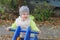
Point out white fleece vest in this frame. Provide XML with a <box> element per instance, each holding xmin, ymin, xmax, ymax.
<box><xmin>15</xmin><ymin>16</ymin><xmax>30</xmax><ymax>30</ymax></box>
<box><xmin>15</xmin><ymin>16</ymin><xmax>31</xmax><ymax>37</ymax></box>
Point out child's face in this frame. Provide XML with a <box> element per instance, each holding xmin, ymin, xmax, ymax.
<box><xmin>21</xmin><ymin>12</ymin><xmax>29</xmax><ymax>20</ymax></box>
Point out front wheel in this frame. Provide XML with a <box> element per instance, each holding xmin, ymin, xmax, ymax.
<box><xmin>17</xmin><ymin>37</ymin><xmax>20</xmax><ymax>40</ymax></box>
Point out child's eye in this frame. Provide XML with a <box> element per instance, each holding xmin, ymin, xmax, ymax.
<box><xmin>23</xmin><ymin>14</ymin><xmax>29</xmax><ymax>15</ymax></box>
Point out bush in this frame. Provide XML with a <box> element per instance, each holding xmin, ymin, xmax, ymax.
<box><xmin>31</xmin><ymin>3</ymin><xmax>53</xmax><ymax>21</ymax></box>
<box><xmin>0</xmin><ymin>4</ymin><xmax>5</xmax><ymax>14</ymax></box>
<box><xmin>0</xmin><ymin>0</ymin><xmax>18</xmax><ymax>19</ymax></box>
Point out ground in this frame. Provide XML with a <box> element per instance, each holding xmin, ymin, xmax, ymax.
<box><xmin>0</xmin><ymin>17</ymin><xmax>60</xmax><ymax>40</ymax></box>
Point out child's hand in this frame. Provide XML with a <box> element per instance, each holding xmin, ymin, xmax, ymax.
<box><xmin>6</xmin><ymin>27</ymin><xmax>11</xmax><ymax>31</ymax></box>
<box><xmin>39</xmin><ymin>30</ymin><xmax>41</xmax><ymax>34</ymax></box>
<box><xmin>38</xmin><ymin>30</ymin><xmax>41</xmax><ymax>36</ymax></box>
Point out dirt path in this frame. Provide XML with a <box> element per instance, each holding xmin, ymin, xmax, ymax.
<box><xmin>0</xmin><ymin>25</ymin><xmax>60</xmax><ymax>40</ymax></box>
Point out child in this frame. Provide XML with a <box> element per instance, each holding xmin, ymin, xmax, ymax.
<box><xmin>7</xmin><ymin>6</ymin><xmax>41</xmax><ymax>40</ymax></box>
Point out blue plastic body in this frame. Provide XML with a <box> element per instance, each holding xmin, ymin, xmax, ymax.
<box><xmin>10</xmin><ymin>26</ymin><xmax>39</xmax><ymax>40</ymax></box>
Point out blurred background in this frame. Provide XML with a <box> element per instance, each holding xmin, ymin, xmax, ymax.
<box><xmin>0</xmin><ymin>0</ymin><xmax>60</xmax><ymax>40</ymax></box>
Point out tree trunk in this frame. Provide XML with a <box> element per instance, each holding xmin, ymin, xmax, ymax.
<box><xmin>13</xmin><ymin>0</ymin><xmax>24</xmax><ymax>16</ymax></box>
